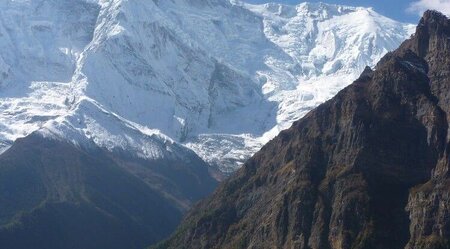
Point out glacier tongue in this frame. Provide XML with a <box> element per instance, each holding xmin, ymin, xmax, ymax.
<box><xmin>0</xmin><ymin>0</ymin><xmax>415</xmax><ymax>173</ymax></box>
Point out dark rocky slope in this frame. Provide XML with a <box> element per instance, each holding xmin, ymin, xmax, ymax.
<box><xmin>157</xmin><ymin>11</ymin><xmax>450</xmax><ymax>249</ymax></box>
<box><xmin>0</xmin><ymin>133</ymin><xmax>217</xmax><ymax>249</ymax></box>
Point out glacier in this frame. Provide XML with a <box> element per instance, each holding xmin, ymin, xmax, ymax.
<box><xmin>0</xmin><ymin>0</ymin><xmax>415</xmax><ymax>173</ymax></box>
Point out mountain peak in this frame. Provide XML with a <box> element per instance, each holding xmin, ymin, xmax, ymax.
<box><xmin>420</xmin><ymin>10</ymin><xmax>449</xmax><ymax>26</ymax></box>
<box><xmin>0</xmin><ymin>0</ymin><xmax>414</xmax><ymax>173</ymax></box>
<box><xmin>399</xmin><ymin>10</ymin><xmax>450</xmax><ymax>58</ymax></box>
<box><xmin>417</xmin><ymin>9</ymin><xmax>450</xmax><ymax>37</ymax></box>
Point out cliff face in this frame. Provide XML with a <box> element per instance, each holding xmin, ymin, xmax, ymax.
<box><xmin>157</xmin><ymin>11</ymin><xmax>450</xmax><ymax>249</ymax></box>
<box><xmin>401</xmin><ymin>11</ymin><xmax>450</xmax><ymax>249</ymax></box>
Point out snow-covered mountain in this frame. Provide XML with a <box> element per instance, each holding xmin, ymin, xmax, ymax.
<box><xmin>0</xmin><ymin>0</ymin><xmax>414</xmax><ymax>172</ymax></box>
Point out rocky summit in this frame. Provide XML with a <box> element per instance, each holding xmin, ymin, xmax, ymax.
<box><xmin>157</xmin><ymin>10</ymin><xmax>450</xmax><ymax>249</ymax></box>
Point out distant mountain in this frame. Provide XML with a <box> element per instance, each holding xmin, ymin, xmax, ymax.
<box><xmin>156</xmin><ymin>10</ymin><xmax>450</xmax><ymax>249</ymax></box>
<box><xmin>0</xmin><ymin>0</ymin><xmax>413</xmax><ymax>172</ymax></box>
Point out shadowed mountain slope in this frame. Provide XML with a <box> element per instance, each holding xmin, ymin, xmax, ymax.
<box><xmin>0</xmin><ymin>133</ymin><xmax>217</xmax><ymax>249</ymax></box>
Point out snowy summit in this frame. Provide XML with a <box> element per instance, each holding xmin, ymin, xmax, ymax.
<box><xmin>0</xmin><ymin>0</ymin><xmax>414</xmax><ymax>172</ymax></box>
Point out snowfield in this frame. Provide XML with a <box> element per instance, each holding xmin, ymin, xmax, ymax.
<box><xmin>0</xmin><ymin>0</ymin><xmax>414</xmax><ymax>172</ymax></box>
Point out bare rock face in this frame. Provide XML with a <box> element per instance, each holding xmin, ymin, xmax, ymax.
<box><xmin>156</xmin><ymin>11</ymin><xmax>450</xmax><ymax>249</ymax></box>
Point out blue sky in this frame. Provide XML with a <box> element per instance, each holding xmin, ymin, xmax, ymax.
<box><xmin>244</xmin><ymin>0</ymin><xmax>427</xmax><ymax>24</ymax></box>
